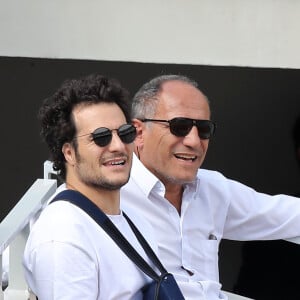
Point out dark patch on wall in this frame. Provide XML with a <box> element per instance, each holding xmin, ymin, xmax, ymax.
<box><xmin>0</xmin><ymin>56</ymin><xmax>299</xmax><ymax>296</ymax></box>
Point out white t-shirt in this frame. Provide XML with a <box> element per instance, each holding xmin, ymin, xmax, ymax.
<box><xmin>23</xmin><ymin>198</ymin><xmax>157</xmax><ymax>300</ymax></box>
<box><xmin>121</xmin><ymin>154</ymin><xmax>300</xmax><ymax>300</ymax></box>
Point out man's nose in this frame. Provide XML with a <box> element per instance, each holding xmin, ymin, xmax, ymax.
<box><xmin>182</xmin><ymin>126</ymin><xmax>201</xmax><ymax>146</ymax></box>
<box><xmin>109</xmin><ymin>132</ymin><xmax>126</xmax><ymax>150</ymax></box>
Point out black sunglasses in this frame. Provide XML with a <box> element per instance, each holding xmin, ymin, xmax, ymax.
<box><xmin>141</xmin><ymin>117</ymin><xmax>216</xmax><ymax>140</ymax></box>
<box><xmin>76</xmin><ymin>124</ymin><xmax>137</xmax><ymax>147</ymax></box>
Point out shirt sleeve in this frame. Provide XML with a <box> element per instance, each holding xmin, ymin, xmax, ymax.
<box><xmin>222</xmin><ymin>177</ymin><xmax>300</xmax><ymax>240</ymax></box>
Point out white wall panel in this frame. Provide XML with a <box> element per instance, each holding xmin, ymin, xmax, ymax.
<box><xmin>1</xmin><ymin>0</ymin><xmax>300</xmax><ymax>68</ymax></box>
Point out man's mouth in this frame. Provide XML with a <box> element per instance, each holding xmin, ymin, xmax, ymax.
<box><xmin>103</xmin><ymin>158</ymin><xmax>126</xmax><ymax>166</ymax></box>
<box><xmin>174</xmin><ymin>154</ymin><xmax>197</xmax><ymax>162</ymax></box>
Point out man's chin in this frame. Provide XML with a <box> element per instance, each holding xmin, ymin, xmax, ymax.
<box><xmin>174</xmin><ymin>169</ymin><xmax>198</xmax><ymax>183</ymax></box>
<box><xmin>95</xmin><ymin>182</ymin><xmax>125</xmax><ymax>191</ymax></box>
<box><xmin>102</xmin><ymin>177</ymin><xmax>130</xmax><ymax>191</ymax></box>
<box><xmin>161</xmin><ymin>174</ymin><xmax>197</xmax><ymax>186</ymax></box>
<box><xmin>89</xmin><ymin>176</ymin><xmax>130</xmax><ymax>191</ymax></box>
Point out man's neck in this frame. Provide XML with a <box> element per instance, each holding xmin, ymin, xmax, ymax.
<box><xmin>65</xmin><ymin>181</ymin><xmax>121</xmax><ymax>215</ymax></box>
<box><xmin>164</xmin><ymin>183</ymin><xmax>183</xmax><ymax>215</ymax></box>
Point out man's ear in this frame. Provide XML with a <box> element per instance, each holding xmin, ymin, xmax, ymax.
<box><xmin>62</xmin><ymin>142</ymin><xmax>76</xmax><ymax>166</ymax></box>
<box><xmin>132</xmin><ymin>118</ymin><xmax>144</xmax><ymax>148</ymax></box>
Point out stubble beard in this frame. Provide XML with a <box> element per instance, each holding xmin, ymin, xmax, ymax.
<box><xmin>74</xmin><ymin>152</ymin><xmax>130</xmax><ymax>191</ymax></box>
<box><xmin>77</xmin><ymin>165</ymin><xmax>130</xmax><ymax>191</ymax></box>
<box><xmin>153</xmin><ymin>165</ymin><xmax>197</xmax><ymax>186</ymax></box>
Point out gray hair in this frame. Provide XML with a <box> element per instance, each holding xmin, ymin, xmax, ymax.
<box><xmin>132</xmin><ymin>74</ymin><xmax>200</xmax><ymax>119</ymax></box>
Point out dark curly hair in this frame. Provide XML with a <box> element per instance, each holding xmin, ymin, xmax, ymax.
<box><xmin>38</xmin><ymin>73</ymin><xmax>131</xmax><ymax>180</ymax></box>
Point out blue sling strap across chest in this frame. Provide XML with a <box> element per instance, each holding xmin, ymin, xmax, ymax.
<box><xmin>51</xmin><ymin>189</ymin><xmax>166</xmax><ymax>280</ymax></box>
<box><xmin>51</xmin><ymin>189</ymin><xmax>185</xmax><ymax>300</ymax></box>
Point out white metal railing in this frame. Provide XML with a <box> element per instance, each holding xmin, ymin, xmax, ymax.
<box><xmin>0</xmin><ymin>177</ymin><xmax>57</xmax><ymax>299</ymax></box>
<box><xmin>285</xmin><ymin>236</ymin><xmax>300</xmax><ymax>245</ymax></box>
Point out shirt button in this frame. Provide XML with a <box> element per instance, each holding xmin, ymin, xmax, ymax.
<box><xmin>181</xmin><ymin>266</ymin><xmax>194</xmax><ymax>276</ymax></box>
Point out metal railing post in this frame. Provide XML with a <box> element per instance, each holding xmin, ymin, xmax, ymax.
<box><xmin>6</xmin><ymin>226</ymin><xmax>29</xmax><ymax>291</ymax></box>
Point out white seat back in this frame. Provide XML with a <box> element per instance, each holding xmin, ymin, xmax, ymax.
<box><xmin>0</xmin><ymin>177</ymin><xmax>56</xmax><ymax>299</ymax></box>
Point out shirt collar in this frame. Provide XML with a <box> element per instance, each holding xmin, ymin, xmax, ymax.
<box><xmin>131</xmin><ymin>154</ymin><xmax>163</xmax><ymax>197</ymax></box>
<box><xmin>131</xmin><ymin>154</ymin><xmax>199</xmax><ymax>198</ymax></box>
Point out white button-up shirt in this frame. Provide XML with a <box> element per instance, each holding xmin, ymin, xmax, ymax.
<box><xmin>23</xmin><ymin>199</ymin><xmax>157</xmax><ymax>299</ymax></box>
<box><xmin>121</xmin><ymin>154</ymin><xmax>300</xmax><ymax>299</ymax></box>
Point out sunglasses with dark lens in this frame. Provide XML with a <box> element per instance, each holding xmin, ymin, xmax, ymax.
<box><xmin>76</xmin><ymin>124</ymin><xmax>137</xmax><ymax>147</ymax></box>
<box><xmin>141</xmin><ymin>117</ymin><xmax>216</xmax><ymax>139</ymax></box>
